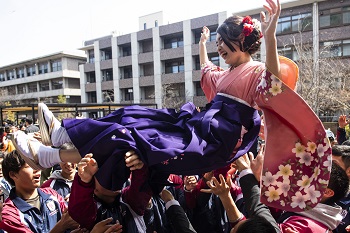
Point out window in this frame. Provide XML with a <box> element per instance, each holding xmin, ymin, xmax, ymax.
<box><xmin>86</xmin><ymin>72</ymin><xmax>96</xmax><ymax>83</ymax></box>
<box><xmin>28</xmin><ymin>82</ymin><xmax>37</xmax><ymax>93</ymax></box>
<box><xmin>39</xmin><ymin>81</ymin><xmax>50</xmax><ymax>91</ymax></box>
<box><xmin>144</xmin><ymin>23</ymin><xmax>147</xmax><ymax>30</ymax></box>
<box><xmin>52</xmin><ymin>79</ymin><xmax>63</xmax><ymax>90</ymax></box>
<box><xmin>102</xmin><ymin>69</ymin><xmax>113</xmax><ymax>81</ymax></box>
<box><xmin>343</xmin><ymin>39</ymin><xmax>350</xmax><ymax>56</ymax></box>
<box><xmin>164</xmin><ymin>36</ymin><xmax>184</xmax><ymax>49</ymax></box>
<box><xmin>276</xmin><ymin>13</ymin><xmax>312</xmax><ymax>34</ymax></box>
<box><xmin>124</xmin><ymin>88</ymin><xmax>133</xmax><ymax>101</ymax></box>
<box><xmin>155</xmin><ymin>20</ymin><xmax>158</xmax><ymax>27</ymax></box>
<box><xmin>39</xmin><ymin>63</ymin><xmax>48</xmax><ymax>74</ymax></box>
<box><xmin>165</xmin><ymin>61</ymin><xmax>184</xmax><ymax>74</ymax></box>
<box><xmin>121</xmin><ymin>66</ymin><xmax>132</xmax><ymax>79</ymax></box>
<box><xmin>100</xmin><ymin>48</ymin><xmax>112</xmax><ymax>61</ymax></box>
<box><xmin>320</xmin><ymin>7</ymin><xmax>350</xmax><ymax>28</ymax></box>
<box><xmin>27</xmin><ymin>65</ymin><xmax>36</xmax><ymax>76</ymax></box>
<box><xmin>17</xmin><ymin>84</ymin><xmax>26</xmax><ymax>94</ymax></box>
<box><xmin>121</xmin><ymin>46</ymin><xmax>132</xmax><ymax>57</ymax></box>
<box><xmin>7</xmin><ymin>71</ymin><xmax>14</xmax><ymax>80</ymax></box>
<box><xmin>142</xmin><ymin>86</ymin><xmax>155</xmax><ymax>99</ymax></box>
<box><xmin>319</xmin><ymin>40</ymin><xmax>350</xmax><ymax>58</ymax></box>
<box><xmin>210</xmin><ymin>56</ymin><xmax>220</xmax><ymax>66</ymax></box>
<box><xmin>51</xmin><ymin>60</ymin><xmax>62</xmax><ymax>72</ymax></box>
<box><xmin>88</xmin><ymin>50</ymin><xmax>95</xmax><ymax>63</ymax></box>
<box><xmin>278</xmin><ymin>47</ymin><xmax>299</xmax><ymax>61</ymax></box>
<box><xmin>0</xmin><ymin>73</ymin><xmax>4</xmax><ymax>82</ymax></box>
<box><xmin>194</xmin><ymin>29</ymin><xmax>217</xmax><ymax>43</ymax></box>
<box><xmin>17</xmin><ymin>68</ymin><xmax>24</xmax><ymax>78</ymax></box>
<box><xmin>195</xmin><ymin>82</ymin><xmax>205</xmax><ymax>96</ymax></box>
<box><xmin>87</xmin><ymin>92</ymin><xmax>97</xmax><ymax>103</ymax></box>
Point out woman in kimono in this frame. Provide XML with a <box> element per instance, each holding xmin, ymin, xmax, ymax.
<box><xmin>12</xmin><ymin>0</ymin><xmax>331</xmax><ymax>213</ymax></box>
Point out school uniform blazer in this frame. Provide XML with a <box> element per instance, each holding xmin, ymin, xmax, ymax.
<box><xmin>166</xmin><ymin>203</ymin><xmax>197</xmax><ymax>233</ymax></box>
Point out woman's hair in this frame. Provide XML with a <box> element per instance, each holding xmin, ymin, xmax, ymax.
<box><xmin>216</xmin><ymin>15</ymin><xmax>261</xmax><ymax>55</ymax></box>
<box><xmin>2</xmin><ymin>150</ymin><xmax>26</xmax><ymax>186</ymax></box>
<box><xmin>324</xmin><ymin>162</ymin><xmax>349</xmax><ymax>205</ymax></box>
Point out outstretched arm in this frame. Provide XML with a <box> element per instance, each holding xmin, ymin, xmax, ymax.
<box><xmin>199</xmin><ymin>26</ymin><xmax>210</xmax><ymax>66</ymax></box>
<box><xmin>261</xmin><ymin>0</ymin><xmax>281</xmax><ymax>78</ymax></box>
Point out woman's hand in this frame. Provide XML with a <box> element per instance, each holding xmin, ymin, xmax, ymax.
<box><xmin>200</xmin><ymin>26</ymin><xmax>210</xmax><ymax>44</ymax></box>
<box><xmin>260</xmin><ymin>0</ymin><xmax>281</xmax><ymax>39</ymax></box>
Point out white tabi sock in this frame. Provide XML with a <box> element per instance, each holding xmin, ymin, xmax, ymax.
<box><xmin>38</xmin><ymin>145</ymin><xmax>62</xmax><ymax>168</ymax></box>
<box><xmin>52</xmin><ymin>127</ymin><xmax>72</xmax><ymax>148</ymax></box>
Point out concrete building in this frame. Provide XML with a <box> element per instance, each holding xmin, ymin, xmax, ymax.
<box><xmin>0</xmin><ymin>51</ymin><xmax>86</xmax><ymax>105</ymax></box>
<box><xmin>79</xmin><ymin>0</ymin><xmax>350</xmax><ymax>113</ymax></box>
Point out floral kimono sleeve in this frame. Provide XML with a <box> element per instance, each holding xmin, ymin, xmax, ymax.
<box><xmin>201</xmin><ymin>61</ymin><xmax>226</xmax><ymax>102</ymax></box>
<box><xmin>254</xmin><ymin>57</ymin><xmax>331</xmax><ymax>212</ymax></box>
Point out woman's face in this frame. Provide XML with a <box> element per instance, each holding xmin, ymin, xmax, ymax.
<box><xmin>216</xmin><ymin>33</ymin><xmax>250</xmax><ymax>67</ymax></box>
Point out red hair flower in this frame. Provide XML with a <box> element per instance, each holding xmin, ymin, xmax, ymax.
<box><xmin>243</xmin><ymin>23</ymin><xmax>254</xmax><ymax>36</ymax></box>
<box><xmin>242</xmin><ymin>16</ymin><xmax>253</xmax><ymax>25</ymax></box>
<box><xmin>242</xmin><ymin>16</ymin><xmax>254</xmax><ymax>36</ymax></box>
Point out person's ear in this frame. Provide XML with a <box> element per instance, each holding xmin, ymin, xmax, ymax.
<box><xmin>345</xmin><ymin>167</ymin><xmax>350</xmax><ymax>179</ymax></box>
<box><xmin>9</xmin><ymin>171</ymin><xmax>17</xmax><ymax>180</ymax></box>
<box><xmin>324</xmin><ymin>188</ymin><xmax>335</xmax><ymax>198</ymax></box>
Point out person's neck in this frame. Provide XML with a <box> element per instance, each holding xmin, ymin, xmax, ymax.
<box><xmin>231</xmin><ymin>57</ymin><xmax>253</xmax><ymax>69</ymax></box>
<box><xmin>15</xmin><ymin>187</ymin><xmax>38</xmax><ymax>200</ymax></box>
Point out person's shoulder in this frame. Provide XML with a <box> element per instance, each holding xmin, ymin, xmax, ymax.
<box><xmin>39</xmin><ymin>187</ymin><xmax>61</xmax><ymax>197</ymax></box>
<box><xmin>41</xmin><ymin>178</ymin><xmax>53</xmax><ymax>188</ymax></box>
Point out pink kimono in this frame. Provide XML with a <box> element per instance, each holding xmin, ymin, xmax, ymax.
<box><xmin>201</xmin><ymin>56</ymin><xmax>331</xmax><ymax>213</ymax></box>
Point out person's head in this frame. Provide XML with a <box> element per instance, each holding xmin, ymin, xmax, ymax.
<box><xmin>93</xmin><ymin>177</ymin><xmax>121</xmax><ymax>204</ymax></box>
<box><xmin>230</xmin><ymin>215</ymin><xmax>277</xmax><ymax>233</ymax></box>
<box><xmin>326</xmin><ymin>129</ymin><xmax>336</xmax><ymax>146</ymax></box>
<box><xmin>321</xmin><ymin>162</ymin><xmax>349</xmax><ymax>205</ymax></box>
<box><xmin>25</xmin><ymin>118</ymin><xmax>33</xmax><ymax>126</ymax></box>
<box><xmin>2</xmin><ymin>150</ymin><xmax>41</xmax><ymax>189</ymax></box>
<box><xmin>59</xmin><ymin>162</ymin><xmax>77</xmax><ymax>179</ymax></box>
<box><xmin>216</xmin><ymin>15</ymin><xmax>262</xmax><ymax>66</ymax></box>
<box><xmin>331</xmin><ymin>145</ymin><xmax>350</xmax><ymax>178</ymax></box>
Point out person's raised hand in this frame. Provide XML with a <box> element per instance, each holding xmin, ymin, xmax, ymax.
<box><xmin>260</xmin><ymin>0</ymin><xmax>281</xmax><ymax>39</ymax></box>
<box><xmin>125</xmin><ymin>150</ymin><xmax>144</xmax><ymax>171</ymax></box>
<box><xmin>77</xmin><ymin>153</ymin><xmax>98</xmax><ymax>183</ymax></box>
<box><xmin>184</xmin><ymin>175</ymin><xmax>198</xmax><ymax>192</ymax></box>
<box><xmin>200</xmin><ymin>26</ymin><xmax>210</xmax><ymax>44</ymax></box>
<box><xmin>234</xmin><ymin>153</ymin><xmax>252</xmax><ymax>173</ymax></box>
<box><xmin>160</xmin><ymin>189</ymin><xmax>174</xmax><ymax>203</ymax></box>
<box><xmin>339</xmin><ymin>114</ymin><xmax>349</xmax><ymax>129</ymax></box>
<box><xmin>200</xmin><ymin>174</ymin><xmax>232</xmax><ymax>198</ymax></box>
<box><xmin>250</xmin><ymin>144</ymin><xmax>265</xmax><ymax>182</ymax></box>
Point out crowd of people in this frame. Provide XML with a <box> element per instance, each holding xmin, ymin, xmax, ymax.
<box><xmin>0</xmin><ymin>0</ymin><xmax>348</xmax><ymax>232</ymax></box>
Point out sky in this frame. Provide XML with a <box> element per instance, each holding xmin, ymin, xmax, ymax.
<box><xmin>0</xmin><ymin>0</ymin><xmax>289</xmax><ymax>67</ymax></box>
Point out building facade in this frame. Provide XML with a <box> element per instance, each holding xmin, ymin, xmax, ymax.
<box><xmin>0</xmin><ymin>51</ymin><xmax>86</xmax><ymax>105</ymax></box>
<box><xmin>79</xmin><ymin>0</ymin><xmax>350</xmax><ymax>112</ymax></box>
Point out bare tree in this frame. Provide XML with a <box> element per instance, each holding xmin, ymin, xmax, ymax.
<box><xmin>279</xmin><ymin>32</ymin><xmax>350</xmax><ymax>120</ymax></box>
<box><xmin>161</xmin><ymin>83</ymin><xmax>188</xmax><ymax>110</ymax></box>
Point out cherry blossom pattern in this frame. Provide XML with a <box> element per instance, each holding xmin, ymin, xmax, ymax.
<box><xmin>261</xmin><ymin>135</ymin><xmax>331</xmax><ymax>211</ymax></box>
<box><xmin>257</xmin><ymin>69</ymin><xmax>284</xmax><ymax>101</ymax></box>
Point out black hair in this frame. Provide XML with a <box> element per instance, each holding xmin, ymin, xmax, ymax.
<box><xmin>216</xmin><ymin>15</ymin><xmax>261</xmax><ymax>55</ymax></box>
<box><xmin>324</xmin><ymin>162</ymin><xmax>349</xmax><ymax>205</ymax></box>
<box><xmin>236</xmin><ymin>215</ymin><xmax>278</xmax><ymax>233</ymax></box>
<box><xmin>2</xmin><ymin>150</ymin><xmax>26</xmax><ymax>186</ymax></box>
<box><xmin>332</xmin><ymin>145</ymin><xmax>350</xmax><ymax>170</ymax></box>
<box><xmin>25</xmin><ymin>118</ymin><xmax>33</xmax><ymax>125</ymax></box>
